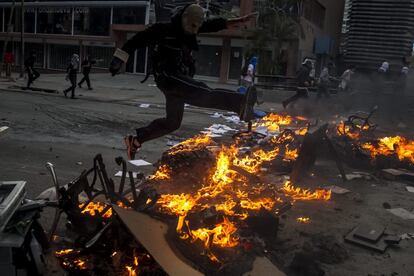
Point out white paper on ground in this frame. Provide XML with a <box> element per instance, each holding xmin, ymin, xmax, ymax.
<box><xmin>129</xmin><ymin>159</ymin><xmax>152</xmax><ymax>167</ymax></box>
<box><xmin>255</xmin><ymin>126</ymin><xmax>268</xmax><ymax>136</ymax></box>
<box><xmin>387</xmin><ymin>208</ymin><xmax>414</xmax><ymax>220</ymax></box>
<box><xmin>324</xmin><ymin>185</ymin><xmax>351</xmax><ymax>194</ymax></box>
<box><xmin>406</xmin><ymin>186</ymin><xmax>414</xmax><ymax>193</ymax></box>
<box><xmin>210</xmin><ymin>112</ymin><xmax>222</xmax><ymax>118</ymax></box>
<box><xmin>139</xmin><ymin>103</ymin><xmax>150</xmax><ymax>108</ymax></box>
<box><xmin>0</xmin><ymin>126</ymin><xmax>9</xmax><ymax>133</ymax></box>
<box><xmin>115</xmin><ymin>171</ymin><xmax>139</xmax><ymax>178</ymax></box>
<box><xmin>199</xmin><ymin>131</ymin><xmax>222</xmax><ymax>138</ymax></box>
<box><xmin>167</xmin><ymin>140</ymin><xmax>180</xmax><ymax>146</ymax></box>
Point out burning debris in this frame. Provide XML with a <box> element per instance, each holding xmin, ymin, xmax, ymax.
<box><xmin>37</xmin><ymin>110</ymin><xmax>413</xmax><ymax>275</ymax></box>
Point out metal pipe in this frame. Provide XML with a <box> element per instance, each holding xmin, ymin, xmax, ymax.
<box><xmin>19</xmin><ymin>0</ymin><xmax>24</xmax><ymax>77</ymax></box>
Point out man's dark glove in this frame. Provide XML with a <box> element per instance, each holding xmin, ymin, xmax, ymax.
<box><xmin>109</xmin><ymin>57</ymin><xmax>123</xmax><ymax>76</ymax></box>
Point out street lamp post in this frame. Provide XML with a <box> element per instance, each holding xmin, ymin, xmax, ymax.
<box><xmin>20</xmin><ymin>0</ymin><xmax>25</xmax><ymax>78</ymax></box>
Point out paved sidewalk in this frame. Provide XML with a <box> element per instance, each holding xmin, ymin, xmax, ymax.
<box><xmin>0</xmin><ymin>72</ymin><xmax>285</xmax><ymax>112</ymax></box>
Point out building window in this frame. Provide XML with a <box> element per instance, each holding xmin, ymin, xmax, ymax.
<box><xmin>37</xmin><ymin>7</ymin><xmax>72</xmax><ymax>34</ymax></box>
<box><xmin>193</xmin><ymin>45</ymin><xmax>222</xmax><ymax>78</ymax></box>
<box><xmin>85</xmin><ymin>45</ymin><xmax>115</xmax><ymax>69</ymax></box>
<box><xmin>49</xmin><ymin>44</ymin><xmax>80</xmax><ymax>70</ymax></box>
<box><xmin>74</xmin><ymin>7</ymin><xmax>111</xmax><ymax>36</ymax></box>
<box><xmin>113</xmin><ymin>7</ymin><xmax>146</xmax><ymax>25</ymax></box>
<box><xmin>303</xmin><ymin>0</ymin><xmax>325</xmax><ymax>29</ymax></box>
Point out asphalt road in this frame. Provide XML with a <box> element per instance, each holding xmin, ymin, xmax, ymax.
<box><xmin>0</xmin><ymin>88</ymin><xmax>221</xmax><ymax>198</ymax></box>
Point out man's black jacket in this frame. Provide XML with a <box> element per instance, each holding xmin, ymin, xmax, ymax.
<box><xmin>121</xmin><ymin>7</ymin><xmax>227</xmax><ymax>77</ymax></box>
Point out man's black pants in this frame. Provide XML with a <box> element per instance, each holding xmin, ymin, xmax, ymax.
<box><xmin>78</xmin><ymin>72</ymin><xmax>91</xmax><ymax>88</ymax></box>
<box><xmin>135</xmin><ymin>73</ymin><xmax>244</xmax><ymax>144</ymax></box>
<box><xmin>282</xmin><ymin>87</ymin><xmax>309</xmax><ymax>108</ymax></box>
<box><xmin>26</xmin><ymin>68</ymin><xmax>40</xmax><ymax>88</ymax></box>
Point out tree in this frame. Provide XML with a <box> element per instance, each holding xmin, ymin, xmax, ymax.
<box><xmin>245</xmin><ymin>0</ymin><xmax>305</xmax><ymax>75</ymax></box>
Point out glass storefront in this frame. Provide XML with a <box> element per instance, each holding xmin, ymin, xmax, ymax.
<box><xmin>113</xmin><ymin>7</ymin><xmax>146</xmax><ymax>25</ymax></box>
<box><xmin>85</xmin><ymin>45</ymin><xmax>114</xmax><ymax>69</ymax></box>
<box><xmin>37</xmin><ymin>7</ymin><xmax>72</xmax><ymax>34</ymax></box>
<box><xmin>74</xmin><ymin>7</ymin><xmax>111</xmax><ymax>36</ymax></box>
<box><xmin>49</xmin><ymin>44</ymin><xmax>80</xmax><ymax>70</ymax></box>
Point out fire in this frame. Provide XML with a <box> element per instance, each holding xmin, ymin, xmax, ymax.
<box><xmin>295</xmin><ymin>127</ymin><xmax>308</xmax><ymax>136</ymax></box>
<box><xmin>337</xmin><ymin>121</ymin><xmax>371</xmax><ymax>140</ymax></box>
<box><xmin>157</xmin><ymin>193</ymin><xmax>198</xmax><ymax>216</ymax></box>
<box><xmin>282</xmin><ymin>181</ymin><xmax>331</xmax><ymax>201</ymax></box>
<box><xmin>297</xmin><ymin>217</ymin><xmax>310</xmax><ymax>224</ymax></box>
<box><xmin>79</xmin><ymin>201</ymin><xmax>112</xmax><ymax>218</ymax></box>
<box><xmin>256</xmin><ymin>113</ymin><xmax>293</xmax><ymax>132</ymax></box>
<box><xmin>168</xmin><ymin>134</ymin><xmax>212</xmax><ymax>155</ymax></box>
<box><xmin>240</xmin><ymin>198</ymin><xmax>275</xmax><ymax>211</ymax></box>
<box><xmin>189</xmin><ymin>217</ymin><xmax>239</xmax><ymax>248</ymax></box>
<box><xmin>233</xmin><ymin>148</ymin><xmax>279</xmax><ymax>174</ymax></box>
<box><xmin>62</xmin><ymin>258</ymin><xmax>87</xmax><ymax>270</ymax></box>
<box><xmin>55</xmin><ymin>249</ymin><xmax>78</xmax><ymax>257</ymax></box>
<box><xmin>284</xmin><ymin>146</ymin><xmax>298</xmax><ymax>161</ymax></box>
<box><xmin>271</xmin><ymin>131</ymin><xmax>295</xmax><ymax>144</ymax></box>
<box><xmin>148</xmin><ymin>164</ymin><xmax>171</xmax><ymax>180</ymax></box>
<box><xmin>361</xmin><ymin>136</ymin><xmax>414</xmax><ymax>163</ymax></box>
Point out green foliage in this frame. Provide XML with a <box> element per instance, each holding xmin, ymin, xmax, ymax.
<box><xmin>245</xmin><ymin>0</ymin><xmax>304</xmax><ymax>75</ymax></box>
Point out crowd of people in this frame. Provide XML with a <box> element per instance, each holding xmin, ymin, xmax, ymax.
<box><xmin>23</xmin><ymin>52</ymin><xmax>96</xmax><ymax>98</ymax></box>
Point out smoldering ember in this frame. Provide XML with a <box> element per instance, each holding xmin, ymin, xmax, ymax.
<box><xmin>1</xmin><ymin>0</ymin><xmax>414</xmax><ymax>276</ymax></box>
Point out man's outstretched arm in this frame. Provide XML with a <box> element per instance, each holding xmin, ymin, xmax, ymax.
<box><xmin>110</xmin><ymin>23</ymin><xmax>167</xmax><ymax>76</ymax></box>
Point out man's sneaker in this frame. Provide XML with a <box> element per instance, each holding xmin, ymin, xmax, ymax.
<box><xmin>63</xmin><ymin>90</ymin><xmax>68</xmax><ymax>98</ymax></box>
<box><xmin>124</xmin><ymin>135</ymin><xmax>141</xmax><ymax>160</ymax></box>
<box><xmin>78</xmin><ymin>83</ymin><xmax>82</xmax><ymax>88</ymax></box>
<box><xmin>88</xmin><ymin>87</ymin><xmax>93</xmax><ymax>90</ymax></box>
<box><xmin>239</xmin><ymin>86</ymin><xmax>257</xmax><ymax>122</ymax></box>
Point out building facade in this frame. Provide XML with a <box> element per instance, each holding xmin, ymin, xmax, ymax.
<box><xmin>344</xmin><ymin>0</ymin><xmax>414</xmax><ymax>70</ymax></box>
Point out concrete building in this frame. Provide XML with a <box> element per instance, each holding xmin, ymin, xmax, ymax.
<box><xmin>0</xmin><ymin>0</ymin><xmax>345</xmax><ymax>83</ymax></box>
<box><xmin>344</xmin><ymin>0</ymin><xmax>414</xmax><ymax>71</ymax></box>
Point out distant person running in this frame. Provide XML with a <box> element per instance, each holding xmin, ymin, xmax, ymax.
<box><xmin>78</xmin><ymin>55</ymin><xmax>95</xmax><ymax>90</ymax></box>
<box><xmin>63</xmin><ymin>54</ymin><xmax>80</xmax><ymax>99</ymax></box>
<box><xmin>282</xmin><ymin>59</ymin><xmax>312</xmax><ymax>108</ymax></box>
<box><xmin>24</xmin><ymin>51</ymin><xmax>40</xmax><ymax>88</ymax></box>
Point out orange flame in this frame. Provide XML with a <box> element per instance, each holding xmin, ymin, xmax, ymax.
<box><xmin>148</xmin><ymin>165</ymin><xmax>171</xmax><ymax>180</ymax></box>
<box><xmin>282</xmin><ymin>181</ymin><xmax>331</xmax><ymax>201</ymax></box>
<box><xmin>255</xmin><ymin>113</ymin><xmax>293</xmax><ymax>132</ymax></box>
<box><xmin>233</xmin><ymin>148</ymin><xmax>279</xmax><ymax>174</ymax></box>
<box><xmin>361</xmin><ymin>136</ymin><xmax>414</xmax><ymax>163</ymax></box>
<box><xmin>168</xmin><ymin>134</ymin><xmax>212</xmax><ymax>155</ymax></box>
<box><xmin>79</xmin><ymin>202</ymin><xmax>112</xmax><ymax>218</ymax></box>
<box><xmin>283</xmin><ymin>146</ymin><xmax>298</xmax><ymax>161</ymax></box>
<box><xmin>189</xmin><ymin>217</ymin><xmax>239</xmax><ymax>248</ymax></box>
<box><xmin>297</xmin><ymin>217</ymin><xmax>311</xmax><ymax>224</ymax></box>
<box><xmin>239</xmin><ymin>198</ymin><xmax>275</xmax><ymax>211</ymax></box>
<box><xmin>55</xmin><ymin>249</ymin><xmax>78</xmax><ymax>257</ymax></box>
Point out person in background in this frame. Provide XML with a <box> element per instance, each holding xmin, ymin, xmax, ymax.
<box><xmin>282</xmin><ymin>59</ymin><xmax>312</xmax><ymax>108</ymax></box>
<box><xmin>63</xmin><ymin>54</ymin><xmax>80</xmax><ymax>99</ymax></box>
<box><xmin>240</xmin><ymin>56</ymin><xmax>257</xmax><ymax>89</ymax></box>
<box><xmin>338</xmin><ymin>65</ymin><xmax>355</xmax><ymax>92</ymax></box>
<box><xmin>78</xmin><ymin>55</ymin><xmax>96</xmax><ymax>90</ymax></box>
<box><xmin>24</xmin><ymin>51</ymin><xmax>40</xmax><ymax>88</ymax></box>
<box><xmin>4</xmin><ymin>51</ymin><xmax>15</xmax><ymax>78</ymax></box>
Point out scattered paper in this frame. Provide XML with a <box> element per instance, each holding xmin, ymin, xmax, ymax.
<box><xmin>167</xmin><ymin>140</ymin><xmax>180</xmax><ymax>146</ymax></box>
<box><xmin>406</xmin><ymin>186</ymin><xmax>414</xmax><ymax>193</ymax></box>
<box><xmin>400</xmin><ymin>233</ymin><xmax>414</xmax><ymax>240</ymax></box>
<box><xmin>387</xmin><ymin>208</ymin><xmax>414</xmax><ymax>220</ymax></box>
<box><xmin>139</xmin><ymin>103</ymin><xmax>150</xmax><ymax>108</ymax></box>
<box><xmin>204</xmin><ymin>124</ymin><xmax>236</xmax><ymax>135</ymax></box>
<box><xmin>148</xmin><ymin>84</ymin><xmax>157</xmax><ymax>87</ymax></box>
<box><xmin>129</xmin><ymin>159</ymin><xmax>152</xmax><ymax>167</ymax></box>
<box><xmin>0</xmin><ymin>126</ymin><xmax>9</xmax><ymax>133</ymax></box>
<box><xmin>255</xmin><ymin>126</ymin><xmax>268</xmax><ymax>136</ymax></box>
<box><xmin>345</xmin><ymin>171</ymin><xmax>374</xmax><ymax>180</ymax></box>
<box><xmin>199</xmin><ymin>131</ymin><xmax>222</xmax><ymax>138</ymax></box>
<box><xmin>115</xmin><ymin>171</ymin><xmax>140</xmax><ymax>179</ymax></box>
<box><xmin>76</xmin><ymin>161</ymin><xmax>82</xmax><ymax>166</ymax></box>
<box><xmin>209</xmin><ymin>112</ymin><xmax>240</xmax><ymax>124</ymax></box>
<box><xmin>324</xmin><ymin>185</ymin><xmax>351</xmax><ymax>194</ymax></box>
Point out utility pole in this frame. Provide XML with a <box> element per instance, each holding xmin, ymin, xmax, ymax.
<box><xmin>1</xmin><ymin>0</ymin><xmax>16</xmax><ymax>77</ymax></box>
<box><xmin>20</xmin><ymin>0</ymin><xmax>25</xmax><ymax>78</ymax></box>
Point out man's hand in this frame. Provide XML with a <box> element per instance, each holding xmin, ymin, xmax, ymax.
<box><xmin>226</xmin><ymin>12</ymin><xmax>257</xmax><ymax>30</ymax></box>
<box><xmin>109</xmin><ymin>57</ymin><xmax>123</xmax><ymax>76</ymax></box>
